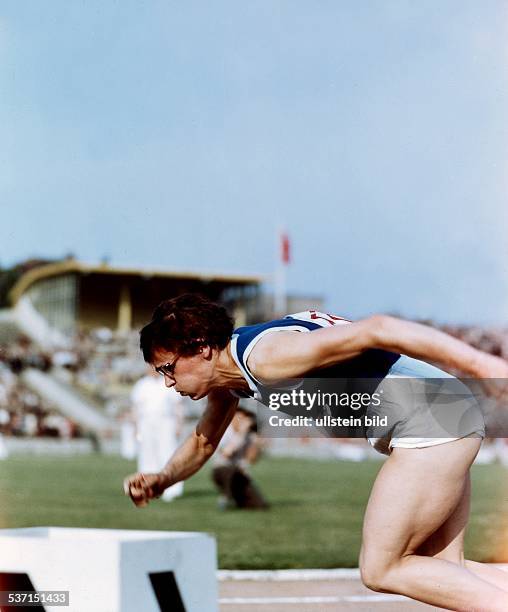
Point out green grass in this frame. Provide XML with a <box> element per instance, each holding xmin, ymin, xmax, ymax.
<box><xmin>0</xmin><ymin>455</ymin><xmax>506</xmax><ymax>568</ymax></box>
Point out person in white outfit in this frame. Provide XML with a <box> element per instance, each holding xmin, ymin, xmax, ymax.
<box><xmin>131</xmin><ymin>369</ymin><xmax>184</xmax><ymax>501</ymax></box>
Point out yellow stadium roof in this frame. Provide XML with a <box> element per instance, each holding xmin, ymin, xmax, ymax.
<box><xmin>9</xmin><ymin>259</ymin><xmax>265</xmax><ymax>304</ymax></box>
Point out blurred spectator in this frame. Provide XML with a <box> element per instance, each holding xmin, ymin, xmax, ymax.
<box><xmin>52</xmin><ymin>348</ymin><xmax>79</xmax><ymax>371</ymax></box>
<box><xmin>131</xmin><ymin>369</ymin><xmax>185</xmax><ymax>502</ymax></box>
<box><xmin>119</xmin><ymin>409</ymin><xmax>137</xmax><ymax>460</ymax></box>
<box><xmin>212</xmin><ymin>407</ymin><xmax>269</xmax><ymax>510</ymax></box>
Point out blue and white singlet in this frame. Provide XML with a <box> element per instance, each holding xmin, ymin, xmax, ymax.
<box><xmin>230</xmin><ymin>310</ymin><xmax>401</xmax><ymax>401</ymax></box>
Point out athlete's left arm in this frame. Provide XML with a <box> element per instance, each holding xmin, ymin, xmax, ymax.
<box><xmin>247</xmin><ymin>315</ymin><xmax>508</xmax><ymax>381</ymax></box>
<box><xmin>369</xmin><ymin>315</ymin><xmax>508</xmax><ymax>378</ymax></box>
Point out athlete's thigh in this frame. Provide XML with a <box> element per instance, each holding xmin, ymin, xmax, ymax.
<box><xmin>416</xmin><ymin>475</ymin><xmax>470</xmax><ymax>563</ymax></box>
<box><xmin>361</xmin><ymin>437</ymin><xmax>480</xmax><ymax>568</ymax></box>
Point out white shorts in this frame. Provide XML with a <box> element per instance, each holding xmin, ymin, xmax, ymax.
<box><xmin>367</xmin><ymin>356</ymin><xmax>485</xmax><ymax>456</ymax></box>
<box><xmin>368</xmin><ymin>433</ymin><xmax>485</xmax><ymax>456</ymax></box>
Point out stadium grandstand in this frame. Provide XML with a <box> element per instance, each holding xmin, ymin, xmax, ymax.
<box><xmin>0</xmin><ymin>257</ymin><xmax>264</xmax><ymax>453</ymax></box>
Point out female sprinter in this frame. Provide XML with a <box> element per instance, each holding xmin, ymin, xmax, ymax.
<box><xmin>124</xmin><ymin>294</ymin><xmax>508</xmax><ymax>611</ymax></box>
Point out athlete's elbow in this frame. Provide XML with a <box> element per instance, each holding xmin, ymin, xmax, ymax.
<box><xmin>193</xmin><ymin>430</ymin><xmax>216</xmax><ymax>460</ymax></box>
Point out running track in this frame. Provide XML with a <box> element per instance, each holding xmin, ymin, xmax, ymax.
<box><xmin>218</xmin><ymin>567</ymin><xmax>508</xmax><ymax>611</ymax></box>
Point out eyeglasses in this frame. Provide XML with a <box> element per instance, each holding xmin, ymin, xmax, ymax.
<box><xmin>154</xmin><ymin>355</ymin><xmax>180</xmax><ymax>378</ymax></box>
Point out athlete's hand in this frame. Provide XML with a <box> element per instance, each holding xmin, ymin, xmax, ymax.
<box><xmin>123</xmin><ymin>472</ymin><xmax>167</xmax><ymax>507</ymax></box>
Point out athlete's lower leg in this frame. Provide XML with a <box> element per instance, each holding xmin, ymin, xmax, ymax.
<box><xmin>363</xmin><ymin>554</ymin><xmax>507</xmax><ymax>611</ymax></box>
<box><xmin>361</xmin><ymin>438</ymin><xmax>503</xmax><ymax>610</ymax></box>
<box><xmin>465</xmin><ymin>560</ymin><xmax>508</xmax><ymax>592</ymax></box>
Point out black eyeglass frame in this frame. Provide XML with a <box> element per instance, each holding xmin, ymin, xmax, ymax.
<box><xmin>154</xmin><ymin>355</ymin><xmax>180</xmax><ymax>378</ymax></box>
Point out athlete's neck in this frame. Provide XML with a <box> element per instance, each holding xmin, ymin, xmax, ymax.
<box><xmin>212</xmin><ymin>343</ymin><xmax>249</xmax><ymax>390</ymax></box>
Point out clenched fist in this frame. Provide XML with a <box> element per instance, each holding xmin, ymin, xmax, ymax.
<box><xmin>123</xmin><ymin>472</ymin><xmax>168</xmax><ymax>507</ymax></box>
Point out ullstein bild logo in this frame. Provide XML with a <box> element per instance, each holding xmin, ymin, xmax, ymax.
<box><xmin>267</xmin><ymin>414</ymin><xmax>388</xmax><ymax>428</ymax></box>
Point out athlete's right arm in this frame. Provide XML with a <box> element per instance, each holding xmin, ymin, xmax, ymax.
<box><xmin>123</xmin><ymin>388</ymin><xmax>239</xmax><ymax>507</ymax></box>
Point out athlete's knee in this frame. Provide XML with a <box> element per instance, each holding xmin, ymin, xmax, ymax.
<box><xmin>360</xmin><ymin>566</ymin><xmax>384</xmax><ymax>592</ymax></box>
<box><xmin>360</xmin><ymin>564</ymin><xmax>395</xmax><ymax>593</ymax></box>
<box><xmin>359</xmin><ymin>549</ymin><xmax>395</xmax><ymax>593</ymax></box>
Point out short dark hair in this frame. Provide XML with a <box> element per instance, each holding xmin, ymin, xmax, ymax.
<box><xmin>139</xmin><ymin>293</ymin><xmax>235</xmax><ymax>363</ymax></box>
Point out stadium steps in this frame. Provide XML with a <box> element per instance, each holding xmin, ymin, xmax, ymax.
<box><xmin>2</xmin><ymin>307</ymin><xmax>116</xmax><ymax>437</ymax></box>
<box><xmin>21</xmin><ymin>368</ymin><xmax>116</xmax><ymax>435</ymax></box>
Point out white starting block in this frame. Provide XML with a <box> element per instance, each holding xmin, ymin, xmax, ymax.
<box><xmin>0</xmin><ymin>527</ymin><xmax>217</xmax><ymax>612</ymax></box>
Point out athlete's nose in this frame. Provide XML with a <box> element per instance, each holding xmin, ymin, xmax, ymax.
<box><xmin>163</xmin><ymin>374</ymin><xmax>176</xmax><ymax>389</ymax></box>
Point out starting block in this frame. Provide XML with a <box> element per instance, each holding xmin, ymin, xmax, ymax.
<box><xmin>0</xmin><ymin>527</ymin><xmax>217</xmax><ymax>612</ymax></box>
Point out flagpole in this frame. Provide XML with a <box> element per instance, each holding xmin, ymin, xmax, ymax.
<box><xmin>275</xmin><ymin>229</ymin><xmax>290</xmax><ymax>317</ymax></box>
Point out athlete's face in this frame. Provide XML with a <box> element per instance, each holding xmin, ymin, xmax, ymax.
<box><xmin>151</xmin><ymin>346</ymin><xmax>216</xmax><ymax>400</ymax></box>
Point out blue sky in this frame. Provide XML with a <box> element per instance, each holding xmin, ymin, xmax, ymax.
<box><xmin>1</xmin><ymin>1</ymin><xmax>507</xmax><ymax>323</ymax></box>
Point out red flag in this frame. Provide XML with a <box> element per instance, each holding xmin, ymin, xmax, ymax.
<box><xmin>281</xmin><ymin>232</ymin><xmax>290</xmax><ymax>264</ymax></box>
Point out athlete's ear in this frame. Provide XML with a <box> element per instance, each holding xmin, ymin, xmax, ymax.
<box><xmin>199</xmin><ymin>345</ymin><xmax>213</xmax><ymax>359</ymax></box>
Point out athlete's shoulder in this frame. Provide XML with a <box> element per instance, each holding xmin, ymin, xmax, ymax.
<box><xmin>232</xmin><ymin>318</ymin><xmax>298</xmax><ymax>361</ymax></box>
<box><xmin>231</xmin><ymin>311</ymin><xmax>352</xmax><ymax>372</ymax></box>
